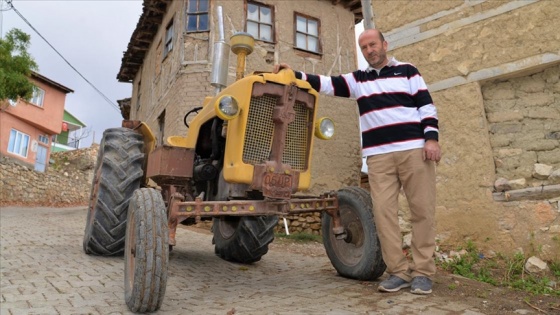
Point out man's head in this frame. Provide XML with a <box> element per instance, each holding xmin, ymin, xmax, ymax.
<box><xmin>358</xmin><ymin>29</ymin><xmax>388</xmax><ymax>69</ymax></box>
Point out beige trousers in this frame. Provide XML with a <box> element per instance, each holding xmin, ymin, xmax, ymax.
<box><xmin>366</xmin><ymin>148</ymin><xmax>436</xmax><ymax>281</ymax></box>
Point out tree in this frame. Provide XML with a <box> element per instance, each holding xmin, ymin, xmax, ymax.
<box><xmin>0</xmin><ymin>28</ymin><xmax>38</xmax><ymax>102</ymax></box>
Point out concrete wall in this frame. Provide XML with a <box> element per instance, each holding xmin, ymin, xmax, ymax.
<box><xmin>370</xmin><ymin>0</ymin><xmax>560</xmax><ymax>259</ymax></box>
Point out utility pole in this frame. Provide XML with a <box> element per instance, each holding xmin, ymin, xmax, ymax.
<box><xmin>360</xmin><ymin>0</ymin><xmax>375</xmax><ymax>30</ymax></box>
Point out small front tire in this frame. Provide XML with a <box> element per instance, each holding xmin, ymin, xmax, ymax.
<box><xmin>322</xmin><ymin>186</ymin><xmax>386</xmax><ymax>280</ymax></box>
<box><xmin>124</xmin><ymin>188</ymin><xmax>169</xmax><ymax>313</ymax></box>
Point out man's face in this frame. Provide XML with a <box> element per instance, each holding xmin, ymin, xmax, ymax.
<box><xmin>359</xmin><ymin>31</ymin><xmax>388</xmax><ymax>69</ymax></box>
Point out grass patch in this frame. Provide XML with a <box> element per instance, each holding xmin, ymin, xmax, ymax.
<box><xmin>276</xmin><ymin>232</ymin><xmax>322</xmax><ymax>243</ymax></box>
<box><xmin>439</xmin><ymin>242</ymin><xmax>559</xmax><ymax>296</ymax></box>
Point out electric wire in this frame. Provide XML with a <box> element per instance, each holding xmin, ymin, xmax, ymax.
<box><xmin>6</xmin><ymin>0</ymin><xmax>121</xmax><ymax>113</ymax></box>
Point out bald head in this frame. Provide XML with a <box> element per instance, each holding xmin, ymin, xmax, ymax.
<box><xmin>358</xmin><ymin>29</ymin><xmax>385</xmax><ymax>44</ymax></box>
<box><xmin>358</xmin><ymin>29</ymin><xmax>389</xmax><ymax>69</ymax></box>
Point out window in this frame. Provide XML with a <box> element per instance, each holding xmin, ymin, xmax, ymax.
<box><xmin>164</xmin><ymin>20</ymin><xmax>174</xmax><ymax>58</ymax></box>
<box><xmin>295</xmin><ymin>13</ymin><xmax>320</xmax><ymax>53</ymax></box>
<box><xmin>186</xmin><ymin>0</ymin><xmax>209</xmax><ymax>32</ymax></box>
<box><xmin>7</xmin><ymin>129</ymin><xmax>30</xmax><ymax>158</ymax></box>
<box><xmin>136</xmin><ymin>80</ymin><xmax>142</xmax><ymax>112</ymax></box>
<box><xmin>247</xmin><ymin>2</ymin><xmax>273</xmax><ymax>42</ymax></box>
<box><xmin>157</xmin><ymin>110</ymin><xmax>166</xmax><ymax>146</ymax></box>
<box><xmin>29</xmin><ymin>87</ymin><xmax>45</xmax><ymax>107</ymax></box>
<box><xmin>38</xmin><ymin>135</ymin><xmax>49</xmax><ymax>144</ymax></box>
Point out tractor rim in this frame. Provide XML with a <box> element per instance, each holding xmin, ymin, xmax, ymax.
<box><xmin>330</xmin><ymin>205</ymin><xmax>365</xmax><ymax>266</ymax></box>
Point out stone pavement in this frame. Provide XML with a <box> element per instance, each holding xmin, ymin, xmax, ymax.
<box><xmin>1</xmin><ymin>206</ymin><xmax>490</xmax><ymax>315</ymax></box>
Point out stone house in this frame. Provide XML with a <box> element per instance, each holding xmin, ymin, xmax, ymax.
<box><xmin>0</xmin><ymin>71</ymin><xmax>73</xmax><ymax>172</ymax></box>
<box><xmin>117</xmin><ymin>0</ymin><xmax>559</xmax><ymax>257</ymax></box>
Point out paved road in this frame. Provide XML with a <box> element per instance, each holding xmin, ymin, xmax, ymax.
<box><xmin>0</xmin><ymin>206</ymin><xmax>491</xmax><ymax>315</ymax></box>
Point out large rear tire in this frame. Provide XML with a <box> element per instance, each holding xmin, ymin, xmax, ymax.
<box><xmin>322</xmin><ymin>186</ymin><xmax>386</xmax><ymax>280</ymax></box>
<box><xmin>124</xmin><ymin>188</ymin><xmax>169</xmax><ymax>313</ymax></box>
<box><xmin>213</xmin><ymin>216</ymin><xmax>278</xmax><ymax>264</ymax></box>
<box><xmin>83</xmin><ymin>128</ymin><xmax>144</xmax><ymax>256</ymax></box>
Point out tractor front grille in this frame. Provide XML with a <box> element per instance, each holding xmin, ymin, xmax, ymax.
<box><xmin>243</xmin><ymin>92</ymin><xmax>312</xmax><ymax>171</ymax></box>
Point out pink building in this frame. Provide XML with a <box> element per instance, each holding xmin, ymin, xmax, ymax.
<box><xmin>0</xmin><ymin>72</ymin><xmax>73</xmax><ymax>172</ymax></box>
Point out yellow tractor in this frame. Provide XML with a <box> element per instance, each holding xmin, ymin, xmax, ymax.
<box><xmin>82</xmin><ymin>10</ymin><xmax>385</xmax><ymax>313</ymax></box>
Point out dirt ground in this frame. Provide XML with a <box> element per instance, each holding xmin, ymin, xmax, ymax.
<box><xmin>269</xmin><ymin>237</ymin><xmax>560</xmax><ymax>315</ymax></box>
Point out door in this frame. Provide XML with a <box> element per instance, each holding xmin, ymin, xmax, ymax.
<box><xmin>34</xmin><ymin>145</ymin><xmax>48</xmax><ymax>172</ymax></box>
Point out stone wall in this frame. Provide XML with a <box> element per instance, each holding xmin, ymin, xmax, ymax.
<box><xmin>0</xmin><ymin>145</ymin><xmax>97</xmax><ymax>207</ymax></box>
<box><xmin>483</xmin><ymin>65</ymin><xmax>560</xmax><ymax>189</ymax></box>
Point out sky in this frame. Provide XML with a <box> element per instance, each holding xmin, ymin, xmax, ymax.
<box><xmin>1</xmin><ymin>0</ymin><xmax>367</xmax><ymax>148</ymax></box>
<box><xmin>1</xmin><ymin>0</ymin><xmax>143</xmax><ymax>147</ymax></box>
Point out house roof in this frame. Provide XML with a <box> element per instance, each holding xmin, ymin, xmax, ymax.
<box><xmin>31</xmin><ymin>71</ymin><xmax>74</xmax><ymax>93</ymax></box>
<box><xmin>63</xmin><ymin>110</ymin><xmax>87</xmax><ymax>128</ymax></box>
<box><xmin>117</xmin><ymin>0</ymin><xmax>363</xmax><ymax>82</ymax></box>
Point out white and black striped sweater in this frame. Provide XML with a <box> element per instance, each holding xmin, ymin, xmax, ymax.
<box><xmin>295</xmin><ymin>58</ymin><xmax>439</xmax><ymax>157</ymax></box>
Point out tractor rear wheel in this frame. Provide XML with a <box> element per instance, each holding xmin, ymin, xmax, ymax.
<box><xmin>322</xmin><ymin>186</ymin><xmax>386</xmax><ymax>280</ymax></box>
<box><xmin>213</xmin><ymin>215</ymin><xmax>278</xmax><ymax>264</ymax></box>
<box><xmin>124</xmin><ymin>188</ymin><xmax>169</xmax><ymax>313</ymax></box>
<box><xmin>83</xmin><ymin>128</ymin><xmax>144</xmax><ymax>256</ymax></box>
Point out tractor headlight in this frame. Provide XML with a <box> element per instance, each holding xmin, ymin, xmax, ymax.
<box><xmin>314</xmin><ymin>117</ymin><xmax>335</xmax><ymax>140</ymax></box>
<box><xmin>215</xmin><ymin>95</ymin><xmax>239</xmax><ymax>120</ymax></box>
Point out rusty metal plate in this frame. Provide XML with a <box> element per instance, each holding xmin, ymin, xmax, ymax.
<box><xmin>146</xmin><ymin>146</ymin><xmax>194</xmax><ymax>185</ymax></box>
<box><xmin>263</xmin><ymin>173</ymin><xmax>293</xmax><ymax>199</ymax></box>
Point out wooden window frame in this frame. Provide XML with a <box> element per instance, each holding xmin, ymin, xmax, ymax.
<box><xmin>163</xmin><ymin>19</ymin><xmax>174</xmax><ymax>59</ymax></box>
<box><xmin>185</xmin><ymin>0</ymin><xmax>210</xmax><ymax>33</ymax></box>
<box><xmin>245</xmin><ymin>1</ymin><xmax>275</xmax><ymax>43</ymax></box>
<box><xmin>294</xmin><ymin>12</ymin><xmax>321</xmax><ymax>55</ymax></box>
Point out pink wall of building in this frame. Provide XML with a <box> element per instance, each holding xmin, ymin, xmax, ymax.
<box><xmin>0</xmin><ymin>72</ymin><xmax>73</xmax><ymax>169</ymax></box>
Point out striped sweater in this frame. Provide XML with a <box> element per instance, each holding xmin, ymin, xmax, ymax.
<box><xmin>295</xmin><ymin>57</ymin><xmax>439</xmax><ymax>157</ymax></box>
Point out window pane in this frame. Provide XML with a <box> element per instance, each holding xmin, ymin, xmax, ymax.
<box><xmin>199</xmin><ymin>14</ymin><xmax>208</xmax><ymax>30</ymax></box>
<box><xmin>8</xmin><ymin>130</ymin><xmax>16</xmax><ymax>153</ymax></box>
<box><xmin>296</xmin><ymin>16</ymin><xmax>307</xmax><ymax>33</ymax></box>
<box><xmin>187</xmin><ymin>15</ymin><xmax>198</xmax><ymax>31</ymax></box>
<box><xmin>260</xmin><ymin>6</ymin><xmax>271</xmax><ymax>24</ymax></box>
<box><xmin>20</xmin><ymin>135</ymin><xmax>29</xmax><ymax>157</ymax></box>
<box><xmin>247</xmin><ymin>4</ymin><xmax>258</xmax><ymax>21</ymax></box>
<box><xmin>188</xmin><ymin>0</ymin><xmax>197</xmax><ymax>13</ymax></box>
<box><xmin>260</xmin><ymin>25</ymin><xmax>272</xmax><ymax>41</ymax></box>
<box><xmin>296</xmin><ymin>33</ymin><xmax>306</xmax><ymax>49</ymax></box>
<box><xmin>14</xmin><ymin>133</ymin><xmax>21</xmax><ymax>152</ymax></box>
<box><xmin>308</xmin><ymin>36</ymin><xmax>318</xmax><ymax>52</ymax></box>
<box><xmin>308</xmin><ymin>19</ymin><xmax>318</xmax><ymax>36</ymax></box>
<box><xmin>247</xmin><ymin>21</ymin><xmax>258</xmax><ymax>38</ymax></box>
<box><xmin>166</xmin><ymin>24</ymin><xmax>173</xmax><ymax>41</ymax></box>
<box><xmin>199</xmin><ymin>0</ymin><xmax>208</xmax><ymax>12</ymax></box>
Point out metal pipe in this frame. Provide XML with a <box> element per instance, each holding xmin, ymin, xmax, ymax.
<box><xmin>210</xmin><ymin>6</ymin><xmax>229</xmax><ymax>94</ymax></box>
<box><xmin>360</xmin><ymin>0</ymin><xmax>375</xmax><ymax>29</ymax></box>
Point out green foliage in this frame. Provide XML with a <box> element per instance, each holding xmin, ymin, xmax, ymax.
<box><xmin>439</xmin><ymin>242</ymin><xmax>560</xmax><ymax>296</ymax></box>
<box><xmin>0</xmin><ymin>28</ymin><xmax>39</xmax><ymax>102</ymax></box>
<box><xmin>276</xmin><ymin>232</ymin><xmax>322</xmax><ymax>243</ymax></box>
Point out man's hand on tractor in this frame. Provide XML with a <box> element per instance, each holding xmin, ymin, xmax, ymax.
<box><xmin>273</xmin><ymin>63</ymin><xmax>291</xmax><ymax>74</ymax></box>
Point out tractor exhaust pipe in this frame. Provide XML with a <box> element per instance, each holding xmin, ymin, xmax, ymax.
<box><xmin>210</xmin><ymin>6</ymin><xmax>229</xmax><ymax>94</ymax></box>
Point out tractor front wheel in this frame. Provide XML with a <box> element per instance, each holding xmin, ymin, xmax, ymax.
<box><xmin>124</xmin><ymin>188</ymin><xmax>169</xmax><ymax>313</ymax></box>
<box><xmin>322</xmin><ymin>186</ymin><xmax>386</xmax><ymax>280</ymax></box>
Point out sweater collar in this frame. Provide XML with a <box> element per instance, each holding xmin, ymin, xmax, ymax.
<box><xmin>366</xmin><ymin>57</ymin><xmax>398</xmax><ymax>74</ymax></box>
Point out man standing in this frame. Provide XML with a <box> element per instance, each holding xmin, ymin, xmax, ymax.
<box><xmin>273</xmin><ymin>29</ymin><xmax>440</xmax><ymax>295</ymax></box>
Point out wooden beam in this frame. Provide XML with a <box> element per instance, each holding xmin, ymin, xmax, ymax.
<box><xmin>493</xmin><ymin>184</ymin><xmax>560</xmax><ymax>201</ymax></box>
